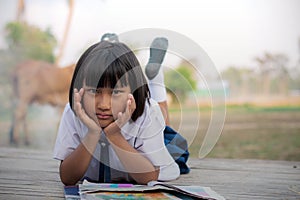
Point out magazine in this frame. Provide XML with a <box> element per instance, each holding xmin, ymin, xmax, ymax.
<box><xmin>71</xmin><ymin>180</ymin><xmax>226</xmax><ymax>200</ymax></box>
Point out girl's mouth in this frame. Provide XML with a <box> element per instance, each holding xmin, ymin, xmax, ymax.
<box><xmin>96</xmin><ymin>113</ymin><xmax>111</xmax><ymax>120</ymax></box>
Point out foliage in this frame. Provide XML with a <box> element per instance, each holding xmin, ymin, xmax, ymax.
<box><xmin>0</xmin><ymin>21</ymin><xmax>57</xmax><ymax>111</ymax></box>
<box><xmin>221</xmin><ymin>50</ymin><xmax>300</xmax><ymax>97</ymax></box>
<box><xmin>288</xmin><ymin>64</ymin><xmax>300</xmax><ymax>90</ymax></box>
<box><xmin>5</xmin><ymin>21</ymin><xmax>57</xmax><ymax>63</ymax></box>
<box><xmin>165</xmin><ymin>62</ymin><xmax>197</xmax><ymax>103</ymax></box>
<box><xmin>221</xmin><ymin>66</ymin><xmax>259</xmax><ymax>96</ymax></box>
<box><xmin>1</xmin><ymin>21</ymin><xmax>57</xmax><ymax>80</ymax></box>
<box><xmin>254</xmin><ymin>52</ymin><xmax>290</xmax><ymax>95</ymax></box>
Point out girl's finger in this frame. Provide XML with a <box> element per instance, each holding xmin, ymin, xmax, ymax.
<box><xmin>74</xmin><ymin>89</ymin><xmax>80</xmax><ymax>103</ymax></box>
<box><xmin>128</xmin><ymin>94</ymin><xmax>136</xmax><ymax>113</ymax></box>
<box><xmin>74</xmin><ymin>88</ymin><xmax>84</xmax><ymax>116</ymax></box>
<box><xmin>79</xmin><ymin>88</ymin><xmax>84</xmax><ymax>96</ymax></box>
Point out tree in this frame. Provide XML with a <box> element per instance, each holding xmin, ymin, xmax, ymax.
<box><xmin>221</xmin><ymin>66</ymin><xmax>257</xmax><ymax>97</ymax></box>
<box><xmin>221</xmin><ymin>66</ymin><xmax>243</xmax><ymax>96</ymax></box>
<box><xmin>13</xmin><ymin>0</ymin><xmax>75</xmax><ymax>65</ymax></box>
<box><xmin>5</xmin><ymin>22</ymin><xmax>57</xmax><ymax>63</ymax></box>
<box><xmin>16</xmin><ymin>0</ymin><xmax>25</xmax><ymax>22</ymax></box>
<box><xmin>288</xmin><ymin>37</ymin><xmax>300</xmax><ymax>92</ymax></box>
<box><xmin>254</xmin><ymin>52</ymin><xmax>290</xmax><ymax>96</ymax></box>
<box><xmin>165</xmin><ymin>61</ymin><xmax>197</xmax><ymax>103</ymax></box>
<box><xmin>1</xmin><ymin>22</ymin><xmax>57</xmax><ymax>87</ymax></box>
<box><xmin>55</xmin><ymin>0</ymin><xmax>74</xmax><ymax>65</ymax></box>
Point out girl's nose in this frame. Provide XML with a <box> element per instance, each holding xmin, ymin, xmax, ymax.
<box><xmin>96</xmin><ymin>93</ymin><xmax>111</xmax><ymax>110</ymax></box>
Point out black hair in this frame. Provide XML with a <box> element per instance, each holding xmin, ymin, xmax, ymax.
<box><xmin>69</xmin><ymin>41</ymin><xmax>150</xmax><ymax>121</ymax></box>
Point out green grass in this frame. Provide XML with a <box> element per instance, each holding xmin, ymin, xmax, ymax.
<box><xmin>170</xmin><ymin>105</ymin><xmax>300</xmax><ymax>161</ymax></box>
<box><xmin>225</xmin><ymin>104</ymin><xmax>300</xmax><ymax>112</ymax></box>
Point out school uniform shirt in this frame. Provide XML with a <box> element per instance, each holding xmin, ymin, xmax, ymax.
<box><xmin>53</xmin><ymin>99</ymin><xmax>180</xmax><ymax>183</ymax></box>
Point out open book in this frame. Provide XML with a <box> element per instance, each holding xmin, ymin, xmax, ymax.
<box><xmin>64</xmin><ymin>180</ymin><xmax>225</xmax><ymax>200</ymax></box>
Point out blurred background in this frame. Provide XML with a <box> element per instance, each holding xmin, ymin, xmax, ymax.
<box><xmin>0</xmin><ymin>0</ymin><xmax>299</xmax><ymax>161</ymax></box>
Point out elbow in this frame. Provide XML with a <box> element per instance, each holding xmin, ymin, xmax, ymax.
<box><xmin>60</xmin><ymin>169</ymin><xmax>79</xmax><ymax>186</ymax></box>
<box><xmin>60</xmin><ymin>175</ymin><xmax>78</xmax><ymax>186</ymax></box>
<box><xmin>132</xmin><ymin>168</ymin><xmax>160</xmax><ymax>185</ymax></box>
<box><xmin>59</xmin><ymin>161</ymin><xmax>80</xmax><ymax>186</ymax></box>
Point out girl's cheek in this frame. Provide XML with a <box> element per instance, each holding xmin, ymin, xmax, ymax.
<box><xmin>82</xmin><ymin>95</ymin><xmax>88</xmax><ymax>107</ymax></box>
<box><xmin>112</xmin><ymin>97</ymin><xmax>127</xmax><ymax>116</ymax></box>
<box><xmin>83</xmin><ymin>95</ymin><xmax>95</xmax><ymax>113</ymax></box>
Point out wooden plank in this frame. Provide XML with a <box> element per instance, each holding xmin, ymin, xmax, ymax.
<box><xmin>172</xmin><ymin>158</ymin><xmax>300</xmax><ymax>199</ymax></box>
<box><xmin>0</xmin><ymin>147</ymin><xmax>64</xmax><ymax>199</ymax></box>
<box><xmin>0</xmin><ymin>147</ymin><xmax>299</xmax><ymax>199</ymax></box>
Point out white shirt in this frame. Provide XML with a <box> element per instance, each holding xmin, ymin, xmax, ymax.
<box><xmin>53</xmin><ymin>99</ymin><xmax>179</xmax><ymax>182</ymax></box>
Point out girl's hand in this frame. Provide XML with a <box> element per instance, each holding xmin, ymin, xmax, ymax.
<box><xmin>115</xmin><ymin>94</ymin><xmax>136</xmax><ymax>128</ymax></box>
<box><xmin>74</xmin><ymin>88</ymin><xmax>102</xmax><ymax>134</ymax></box>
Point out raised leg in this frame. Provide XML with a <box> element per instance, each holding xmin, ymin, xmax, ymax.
<box><xmin>146</xmin><ymin>37</ymin><xmax>170</xmax><ymax>126</ymax></box>
<box><xmin>145</xmin><ymin>37</ymin><xmax>168</xmax><ymax>80</ymax></box>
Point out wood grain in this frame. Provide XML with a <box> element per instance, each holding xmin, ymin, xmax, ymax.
<box><xmin>0</xmin><ymin>147</ymin><xmax>299</xmax><ymax>199</ymax></box>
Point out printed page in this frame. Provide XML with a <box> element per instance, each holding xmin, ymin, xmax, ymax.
<box><xmin>79</xmin><ymin>180</ymin><xmax>171</xmax><ymax>193</ymax></box>
<box><xmin>79</xmin><ymin>180</ymin><xmax>225</xmax><ymax>200</ymax></box>
<box><xmin>82</xmin><ymin>192</ymin><xmax>181</xmax><ymax>200</ymax></box>
<box><xmin>148</xmin><ymin>181</ymin><xmax>225</xmax><ymax>200</ymax></box>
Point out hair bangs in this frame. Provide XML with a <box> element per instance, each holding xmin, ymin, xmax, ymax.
<box><xmin>84</xmin><ymin>50</ymin><xmax>129</xmax><ymax>89</ymax></box>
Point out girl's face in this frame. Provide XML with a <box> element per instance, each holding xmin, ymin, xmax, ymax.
<box><xmin>82</xmin><ymin>83</ymin><xmax>131</xmax><ymax>128</ymax></box>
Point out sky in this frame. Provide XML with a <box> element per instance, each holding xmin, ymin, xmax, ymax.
<box><xmin>0</xmin><ymin>0</ymin><xmax>300</xmax><ymax>72</ymax></box>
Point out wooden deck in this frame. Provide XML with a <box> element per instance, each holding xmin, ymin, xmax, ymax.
<box><xmin>0</xmin><ymin>147</ymin><xmax>299</xmax><ymax>199</ymax></box>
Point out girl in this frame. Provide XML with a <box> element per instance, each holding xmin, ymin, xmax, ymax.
<box><xmin>53</xmin><ymin>40</ymin><xmax>180</xmax><ymax>186</ymax></box>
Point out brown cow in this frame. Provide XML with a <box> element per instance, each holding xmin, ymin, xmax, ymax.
<box><xmin>10</xmin><ymin>60</ymin><xmax>75</xmax><ymax>145</ymax></box>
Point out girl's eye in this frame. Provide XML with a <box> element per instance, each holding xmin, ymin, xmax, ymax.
<box><xmin>112</xmin><ymin>90</ymin><xmax>122</xmax><ymax>95</ymax></box>
<box><xmin>86</xmin><ymin>88</ymin><xmax>98</xmax><ymax>94</ymax></box>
